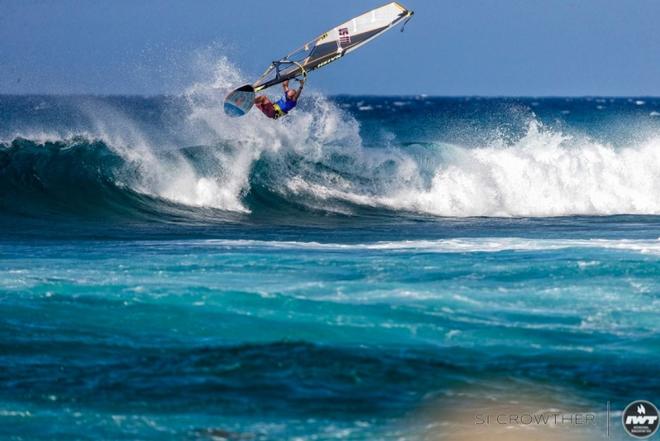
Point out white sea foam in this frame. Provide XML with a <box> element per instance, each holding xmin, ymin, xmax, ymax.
<box><xmin>0</xmin><ymin>410</ymin><xmax>32</xmax><ymax>417</ymax></box>
<box><xmin>402</xmin><ymin>124</ymin><xmax>660</xmax><ymax>216</ymax></box>
<box><xmin>391</xmin><ymin>123</ymin><xmax>660</xmax><ymax>216</ymax></box>
<box><xmin>186</xmin><ymin>237</ymin><xmax>660</xmax><ymax>255</ymax></box>
<box><xmin>283</xmin><ymin>120</ymin><xmax>660</xmax><ymax>217</ymax></box>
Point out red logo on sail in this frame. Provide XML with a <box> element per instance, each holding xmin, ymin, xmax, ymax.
<box><xmin>339</xmin><ymin>28</ymin><xmax>351</xmax><ymax>46</ymax></box>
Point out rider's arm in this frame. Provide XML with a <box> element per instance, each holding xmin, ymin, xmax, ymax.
<box><xmin>282</xmin><ymin>80</ymin><xmax>290</xmax><ymax>93</ymax></box>
<box><xmin>295</xmin><ymin>79</ymin><xmax>305</xmax><ymax>100</ymax></box>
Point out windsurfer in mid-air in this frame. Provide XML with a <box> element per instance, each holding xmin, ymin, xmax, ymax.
<box><xmin>254</xmin><ymin>79</ymin><xmax>304</xmax><ymax>119</ymax></box>
<box><xmin>223</xmin><ymin>3</ymin><xmax>413</xmax><ymax>118</ymax></box>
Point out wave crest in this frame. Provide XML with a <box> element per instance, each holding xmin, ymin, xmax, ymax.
<box><xmin>3</xmin><ymin>57</ymin><xmax>660</xmax><ymax>221</ymax></box>
<box><xmin>276</xmin><ymin>121</ymin><xmax>660</xmax><ymax>217</ymax></box>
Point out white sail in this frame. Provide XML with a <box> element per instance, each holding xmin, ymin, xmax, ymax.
<box><xmin>224</xmin><ymin>2</ymin><xmax>413</xmax><ymax>117</ymax></box>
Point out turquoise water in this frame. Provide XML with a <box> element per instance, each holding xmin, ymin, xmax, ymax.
<box><xmin>1</xmin><ymin>90</ymin><xmax>660</xmax><ymax>439</ymax></box>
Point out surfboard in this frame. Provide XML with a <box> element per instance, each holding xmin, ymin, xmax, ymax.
<box><xmin>223</xmin><ymin>84</ymin><xmax>255</xmax><ymax>117</ymax></box>
<box><xmin>224</xmin><ymin>2</ymin><xmax>414</xmax><ymax>117</ymax></box>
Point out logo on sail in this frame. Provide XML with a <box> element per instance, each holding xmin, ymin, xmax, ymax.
<box><xmin>338</xmin><ymin>28</ymin><xmax>351</xmax><ymax>47</ymax></box>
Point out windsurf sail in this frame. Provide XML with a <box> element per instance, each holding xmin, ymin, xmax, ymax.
<box><xmin>224</xmin><ymin>2</ymin><xmax>413</xmax><ymax>117</ymax></box>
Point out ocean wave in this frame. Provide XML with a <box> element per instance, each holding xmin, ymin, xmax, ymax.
<box><xmin>4</xmin><ymin>123</ymin><xmax>660</xmax><ymax>223</ymax></box>
<box><xmin>2</xmin><ymin>59</ymin><xmax>660</xmax><ymax>222</ymax></box>
<box><xmin>0</xmin><ymin>134</ymin><xmax>369</xmax><ymax>223</ymax></box>
<box><xmin>390</xmin><ymin>123</ymin><xmax>660</xmax><ymax>217</ymax></box>
<box><xmin>0</xmin><ymin>137</ymin><xmax>245</xmax><ymax>222</ymax></box>
<box><xmin>274</xmin><ymin>121</ymin><xmax>660</xmax><ymax>217</ymax></box>
<box><xmin>181</xmin><ymin>64</ymin><xmax>660</xmax><ymax>219</ymax></box>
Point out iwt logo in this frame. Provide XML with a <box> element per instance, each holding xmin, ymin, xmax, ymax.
<box><xmin>622</xmin><ymin>401</ymin><xmax>659</xmax><ymax>438</ymax></box>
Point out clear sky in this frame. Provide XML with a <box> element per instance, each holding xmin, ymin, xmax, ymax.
<box><xmin>1</xmin><ymin>0</ymin><xmax>659</xmax><ymax>96</ymax></box>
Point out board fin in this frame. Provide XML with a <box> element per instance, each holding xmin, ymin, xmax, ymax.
<box><xmin>224</xmin><ymin>84</ymin><xmax>255</xmax><ymax>117</ymax></box>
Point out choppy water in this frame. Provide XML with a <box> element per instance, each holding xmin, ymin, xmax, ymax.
<box><xmin>1</xmin><ymin>69</ymin><xmax>660</xmax><ymax>439</ymax></box>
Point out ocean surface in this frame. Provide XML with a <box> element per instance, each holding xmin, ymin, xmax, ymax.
<box><xmin>1</xmin><ymin>82</ymin><xmax>660</xmax><ymax>439</ymax></box>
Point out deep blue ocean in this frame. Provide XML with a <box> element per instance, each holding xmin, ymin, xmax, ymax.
<box><xmin>1</xmin><ymin>87</ymin><xmax>660</xmax><ymax>440</ymax></box>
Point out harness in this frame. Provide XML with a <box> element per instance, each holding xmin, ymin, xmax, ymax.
<box><xmin>273</xmin><ymin>95</ymin><xmax>297</xmax><ymax>119</ymax></box>
<box><xmin>272</xmin><ymin>103</ymin><xmax>286</xmax><ymax>119</ymax></box>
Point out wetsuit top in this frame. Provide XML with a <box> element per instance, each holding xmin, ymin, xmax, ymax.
<box><xmin>275</xmin><ymin>95</ymin><xmax>297</xmax><ymax>114</ymax></box>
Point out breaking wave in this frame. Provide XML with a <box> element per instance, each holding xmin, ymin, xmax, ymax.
<box><xmin>2</xmin><ymin>59</ymin><xmax>660</xmax><ymax>223</ymax></box>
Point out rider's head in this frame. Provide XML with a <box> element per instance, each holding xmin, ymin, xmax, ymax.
<box><xmin>286</xmin><ymin>89</ymin><xmax>297</xmax><ymax>100</ymax></box>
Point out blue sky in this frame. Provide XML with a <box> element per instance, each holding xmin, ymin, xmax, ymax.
<box><xmin>1</xmin><ymin>0</ymin><xmax>659</xmax><ymax>96</ymax></box>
